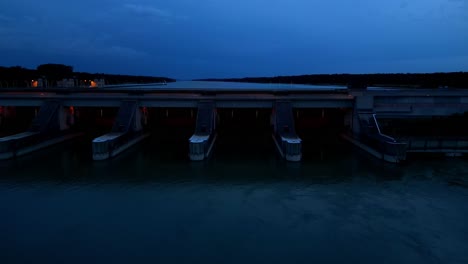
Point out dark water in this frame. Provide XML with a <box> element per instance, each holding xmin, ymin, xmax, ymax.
<box><xmin>1</xmin><ymin>135</ymin><xmax>468</xmax><ymax>264</ymax></box>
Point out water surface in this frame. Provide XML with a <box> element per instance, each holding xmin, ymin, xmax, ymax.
<box><xmin>107</xmin><ymin>81</ymin><xmax>348</xmax><ymax>91</ymax></box>
<box><xmin>0</xmin><ymin>137</ymin><xmax>467</xmax><ymax>264</ymax></box>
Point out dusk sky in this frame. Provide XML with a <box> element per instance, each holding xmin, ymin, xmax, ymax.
<box><xmin>1</xmin><ymin>0</ymin><xmax>467</xmax><ymax>79</ymax></box>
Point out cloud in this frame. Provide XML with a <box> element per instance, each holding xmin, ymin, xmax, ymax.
<box><xmin>124</xmin><ymin>4</ymin><xmax>172</xmax><ymax>18</ymax></box>
<box><xmin>0</xmin><ymin>16</ymin><xmax>147</xmax><ymax>60</ymax></box>
<box><xmin>105</xmin><ymin>45</ymin><xmax>148</xmax><ymax>57</ymax></box>
<box><xmin>0</xmin><ymin>14</ymin><xmax>11</xmax><ymax>22</ymax></box>
<box><xmin>0</xmin><ymin>0</ymin><xmax>467</xmax><ymax>77</ymax></box>
<box><xmin>122</xmin><ymin>4</ymin><xmax>188</xmax><ymax>22</ymax></box>
<box><xmin>23</xmin><ymin>15</ymin><xmax>37</xmax><ymax>23</ymax></box>
<box><xmin>49</xmin><ymin>38</ymin><xmax>148</xmax><ymax>59</ymax></box>
<box><xmin>123</xmin><ymin>4</ymin><xmax>188</xmax><ymax>24</ymax></box>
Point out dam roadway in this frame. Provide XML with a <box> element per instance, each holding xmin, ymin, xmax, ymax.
<box><xmin>0</xmin><ymin>82</ymin><xmax>353</xmax><ymax>108</ymax></box>
<box><xmin>0</xmin><ymin>81</ymin><xmax>467</xmax><ymax>113</ymax></box>
<box><xmin>1</xmin><ymin>81</ymin><xmax>468</xmax><ymax>162</ymax></box>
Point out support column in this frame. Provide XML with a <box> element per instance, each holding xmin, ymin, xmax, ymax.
<box><xmin>351</xmin><ymin>95</ymin><xmax>374</xmax><ymax>136</ymax></box>
<box><xmin>92</xmin><ymin>101</ymin><xmax>149</xmax><ymax>161</ymax></box>
<box><xmin>272</xmin><ymin>101</ymin><xmax>302</xmax><ymax>162</ymax></box>
<box><xmin>0</xmin><ymin>101</ymin><xmax>80</xmax><ymax>160</ymax></box>
<box><xmin>189</xmin><ymin>102</ymin><xmax>217</xmax><ymax>161</ymax></box>
<box><xmin>342</xmin><ymin>94</ymin><xmax>408</xmax><ymax>163</ymax></box>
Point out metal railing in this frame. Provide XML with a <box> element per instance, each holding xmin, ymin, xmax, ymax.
<box><xmin>359</xmin><ymin>113</ymin><xmax>407</xmax><ymax>158</ymax></box>
<box><xmin>404</xmin><ymin>136</ymin><xmax>468</xmax><ymax>152</ymax></box>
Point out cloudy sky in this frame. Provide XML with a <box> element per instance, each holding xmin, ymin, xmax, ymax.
<box><xmin>0</xmin><ymin>0</ymin><xmax>467</xmax><ymax>79</ymax></box>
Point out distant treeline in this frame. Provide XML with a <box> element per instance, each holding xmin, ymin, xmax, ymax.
<box><xmin>198</xmin><ymin>72</ymin><xmax>468</xmax><ymax>88</ymax></box>
<box><xmin>0</xmin><ymin>64</ymin><xmax>175</xmax><ymax>87</ymax></box>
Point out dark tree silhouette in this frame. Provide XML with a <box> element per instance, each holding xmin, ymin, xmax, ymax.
<box><xmin>37</xmin><ymin>64</ymin><xmax>74</xmax><ymax>79</ymax></box>
<box><xmin>0</xmin><ymin>64</ymin><xmax>175</xmax><ymax>88</ymax></box>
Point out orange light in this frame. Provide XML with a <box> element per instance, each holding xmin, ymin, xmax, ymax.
<box><xmin>69</xmin><ymin>106</ymin><xmax>75</xmax><ymax>115</ymax></box>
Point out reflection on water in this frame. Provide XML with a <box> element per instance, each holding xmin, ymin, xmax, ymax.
<box><xmin>0</xmin><ymin>135</ymin><xmax>467</xmax><ymax>264</ymax></box>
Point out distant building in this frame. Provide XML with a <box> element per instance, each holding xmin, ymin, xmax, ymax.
<box><xmin>31</xmin><ymin>78</ymin><xmax>47</xmax><ymax>88</ymax></box>
<box><xmin>57</xmin><ymin>79</ymin><xmax>76</xmax><ymax>88</ymax></box>
<box><xmin>32</xmin><ymin>78</ymin><xmax>105</xmax><ymax>88</ymax></box>
<box><xmin>90</xmin><ymin>79</ymin><xmax>105</xmax><ymax>88</ymax></box>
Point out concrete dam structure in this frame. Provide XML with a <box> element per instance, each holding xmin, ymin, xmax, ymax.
<box><xmin>92</xmin><ymin>100</ymin><xmax>149</xmax><ymax>160</ymax></box>
<box><xmin>0</xmin><ymin>82</ymin><xmax>468</xmax><ymax>162</ymax></box>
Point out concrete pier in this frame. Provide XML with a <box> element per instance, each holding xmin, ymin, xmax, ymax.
<box><xmin>1</xmin><ymin>83</ymin><xmax>468</xmax><ymax>162</ymax></box>
<box><xmin>92</xmin><ymin>101</ymin><xmax>149</xmax><ymax>160</ymax></box>
<box><xmin>344</xmin><ymin>113</ymin><xmax>407</xmax><ymax>163</ymax></box>
<box><xmin>272</xmin><ymin>102</ymin><xmax>302</xmax><ymax>161</ymax></box>
<box><xmin>0</xmin><ymin>101</ymin><xmax>79</xmax><ymax>159</ymax></box>
<box><xmin>189</xmin><ymin>102</ymin><xmax>217</xmax><ymax>161</ymax></box>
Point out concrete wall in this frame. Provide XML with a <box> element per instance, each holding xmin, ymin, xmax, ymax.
<box><xmin>374</xmin><ymin>95</ymin><xmax>468</xmax><ymax>116</ymax></box>
<box><xmin>59</xmin><ymin>107</ymin><xmax>75</xmax><ymax>131</ymax></box>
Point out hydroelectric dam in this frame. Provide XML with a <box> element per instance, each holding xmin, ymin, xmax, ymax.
<box><xmin>1</xmin><ymin>81</ymin><xmax>468</xmax><ymax>163</ymax></box>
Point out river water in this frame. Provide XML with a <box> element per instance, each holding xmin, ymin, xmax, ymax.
<box><xmin>1</xmin><ymin>134</ymin><xmax>468</xmax><ymax>264</ymax></box>
<box><xmin>108</xmin><ymin>80</ymin><xmax>348</xmax><ymax>91</ymax></box>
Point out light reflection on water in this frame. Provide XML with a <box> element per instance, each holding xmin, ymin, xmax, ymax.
<box><xmin>0</xmin><ymin>136</ymin><xmax>467</xmax><ymax>264</ymax></box>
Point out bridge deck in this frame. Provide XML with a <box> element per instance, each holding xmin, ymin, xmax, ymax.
<box><xmin>1</xmin><ymin>81</ymin><xmax>467</xmax><ymax>110</ymax></box>
<box><xmin>0</xmin><ymin>91</ymin><xmax>354</xmax><ymax>108</ymax></box>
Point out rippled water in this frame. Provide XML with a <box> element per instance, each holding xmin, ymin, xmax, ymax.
<box><xmin>1</xmin><ymin>136</ymin><xmax>468</xmax><ymax>264</ymax></box>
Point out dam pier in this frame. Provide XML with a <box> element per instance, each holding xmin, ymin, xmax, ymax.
<box><xmin>1</xmin><ymin>82</ymin><xmax>468</xmax><ymax>163</ymax></box>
